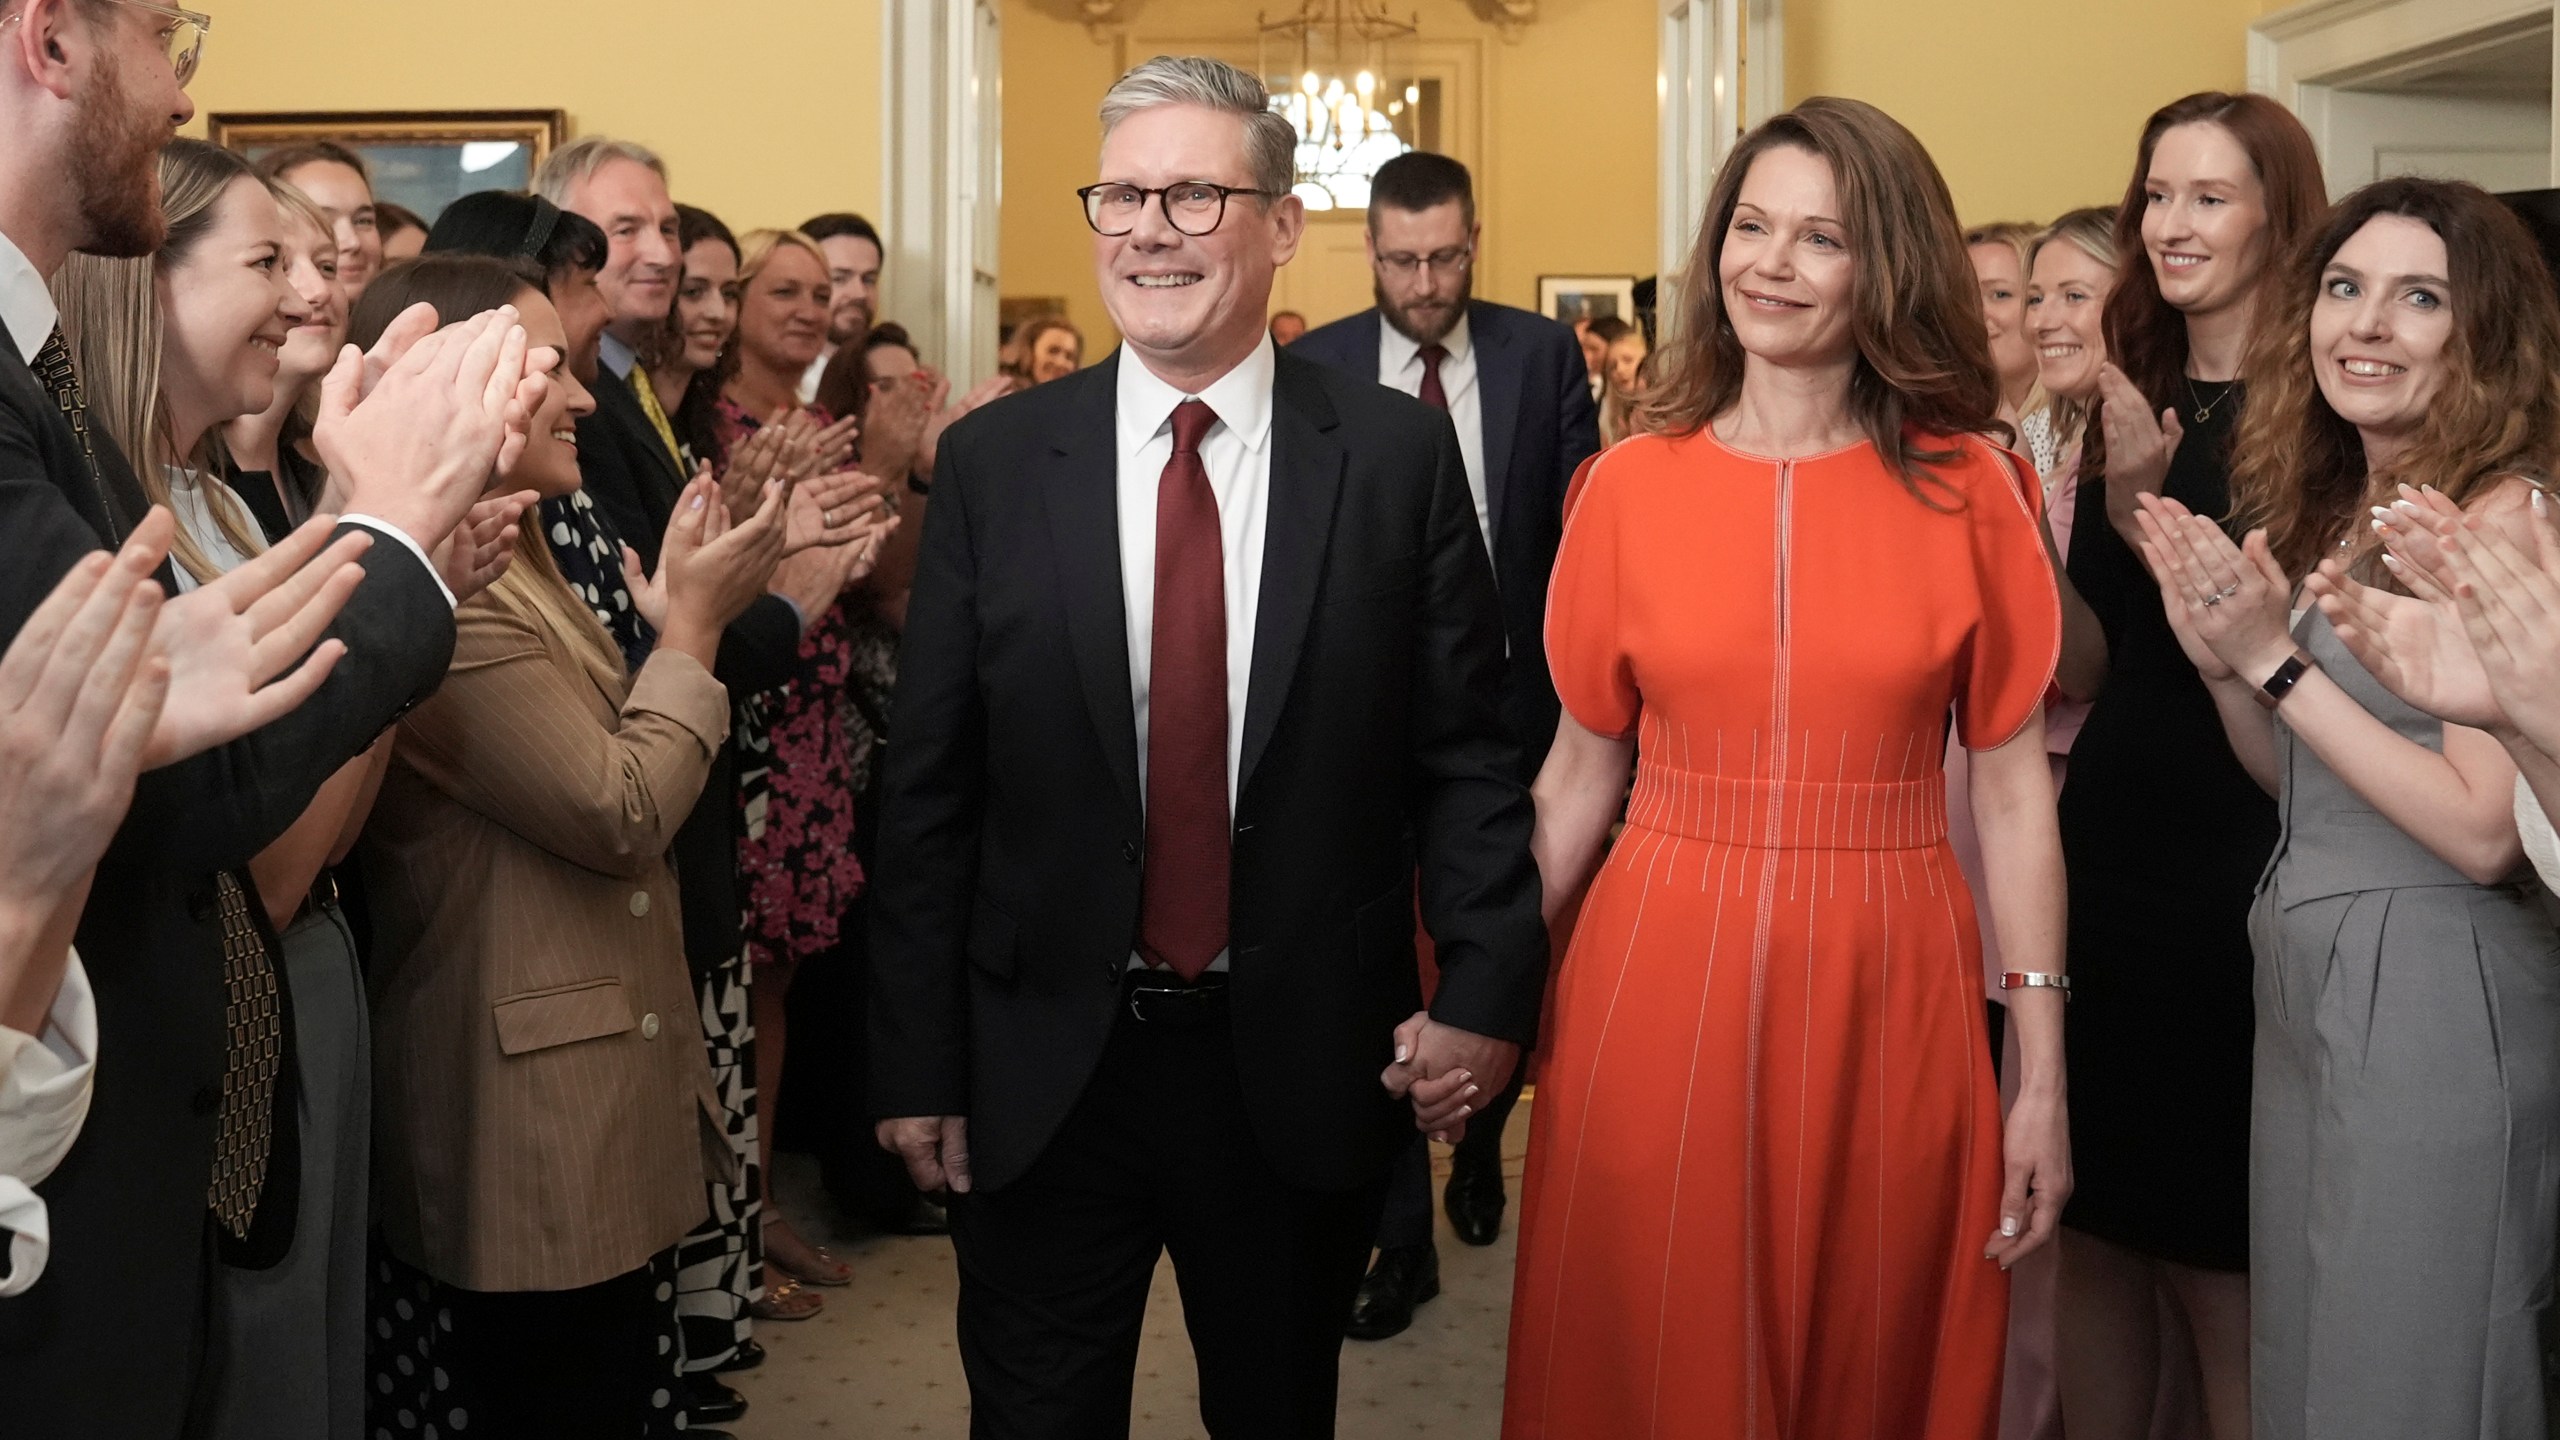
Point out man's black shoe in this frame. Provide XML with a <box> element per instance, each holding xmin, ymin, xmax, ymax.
<box><xmin>709</xmin><ymin>1337</ymin><xmax>766</xmax><ymax>1374</ymax></box>
<box><xmin>682</xmin><ymin>1373</ymin><xmax>749</xmax><ymax>1426</ymax></box>
<box><xmin>1344</xmin><ymin>1242</ymin><xmax>1440</xmax><ymax>1342</ymax></box>
<box><xmin>1443</xmin><ymin>1149</ymin><xmax>1508</xmax><ymax>1246</ymax></box>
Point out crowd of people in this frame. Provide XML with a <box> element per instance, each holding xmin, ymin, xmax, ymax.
<box><xmin>5</xmin><ymin>6</ymin><xmax>2560</xmax><ymax>1440</ymax></box>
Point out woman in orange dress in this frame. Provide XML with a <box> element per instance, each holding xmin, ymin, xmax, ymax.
<box><xmin>1504</xmin><ymin>98</ymin><xmax>2074</xmax><ymax>1440</ymax></box>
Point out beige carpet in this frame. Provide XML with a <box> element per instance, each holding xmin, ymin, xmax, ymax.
<box><xmin>729</xmin><ymin>1105</ymin><xmax>1528</xmax><ymax>1439</ymax></box>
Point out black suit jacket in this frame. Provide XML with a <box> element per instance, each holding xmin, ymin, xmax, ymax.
<box><xmin>0</xmin><ymin>316</ymin><xmax>455</xmax><ymax>1437</ymax></box>
<box><xmin>867</xmin><ymin>349</ymin><xmax>1546</xmax><ymax>1195</ymax></box>
<box><xmin>573</xmin><ymin>367</ymin><xmax>805</xmax><ymax>974</ymax></box>
<box><xmin>1290</xmin><ymin>301</ymin><xmax>1599</xmax><ymax>776</ymax></box>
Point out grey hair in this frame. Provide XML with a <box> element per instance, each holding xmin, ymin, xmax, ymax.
<box><xmin>533</xmin><ymin>136</ymin><xmax>669</xmax><ymax>205</ymax></box>
<box><xmin>1099</xmin><ymin>56</ymin><xmax>1298</xmax><ymax>202</ymax></box>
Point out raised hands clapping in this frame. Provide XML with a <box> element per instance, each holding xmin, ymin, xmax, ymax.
<box><xmin>2095</xmin><ymin>363</ymin><xmax>2185</xmax><ymax>544</ymax></box>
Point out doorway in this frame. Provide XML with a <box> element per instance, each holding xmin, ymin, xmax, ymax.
<box><xmin>2252</xmin><ymin>0</ymin><xmax>2555</xmax><ymax>196</ymax></box>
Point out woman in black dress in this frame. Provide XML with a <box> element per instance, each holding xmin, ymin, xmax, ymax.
<box><xmin>2054</xmin><ymin>91</ymin><xmax>2326</xmax><ymax>1440</ymax></box>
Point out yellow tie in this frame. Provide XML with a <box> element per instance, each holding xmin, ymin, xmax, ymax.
<box><xmin>628</xmin><ymin>363</ymin><xmax>686</xmax><ymax>473</ymax></box>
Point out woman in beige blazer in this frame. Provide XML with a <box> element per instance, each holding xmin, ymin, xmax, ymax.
<box><xmin>349</xmin><ymin>256</ymin><xmax>787</xmax><ymax>1439</ymax></box>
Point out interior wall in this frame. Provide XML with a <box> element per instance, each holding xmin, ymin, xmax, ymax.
<box><xmin>1000</xmin><ymin>0</ymin><xmax>1660</xmax><ymax>354</ymax></box>
<box><xmin>1784</xmin><ymin>0</ymin><xmax>2265</xmax><ymax>226</ymax></box>
<box><xmin>179</xmin><ymin>0</ymin><xmax>884</xmax><ymax>248</ymax></box>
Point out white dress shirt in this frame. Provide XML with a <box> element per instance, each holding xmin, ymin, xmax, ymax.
<box><xmin>2518</xmin><ymin>776</ymin><xmax>2560</xmax><ymax>894</ymax></box>
<box><xmin>799</xmin><ymin>345</ymin><xmax>834</xmax><ymax>406</ymax></box>
<box><xmin>0</xmin><ymin>228</ymin><xmax>454</xmax><ymax>607</ymax></box>
<box><xmin>1117</xmin><ymin>338</ymin><xmax>1277</xmax><ymax>974</ymax></box>
<box><xmin>1</xmin><ymin>950</ymin><xmax>96</xmax><ymax>1297</ymax></box>
<box><xmin>1380</xmin><ymin>312</ymin><xmax>1490</xmax><ymax>552</ymax></box>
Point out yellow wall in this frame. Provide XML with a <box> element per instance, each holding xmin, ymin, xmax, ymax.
<box><xmin>1785</xmin><ymin>0</ymin><xmax>2264</xmax><ymax>226</ymax></box>
<box><xmin>1000</xmin><ymin>0</ymin><xmax>1661</xmax><ymax>350</ymax></box>
<box><xmin>180</xmin><ymin>0</ymin><xmax>882</xmax><ymax>239</ymax></box>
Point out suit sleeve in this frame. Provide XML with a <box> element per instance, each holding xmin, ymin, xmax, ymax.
<box><xmin>714</xmin><ymin>596</ymin><xmax>804</xmax><ymax>697</ymax></box>
<box><xmin>1408</xmin><ymin>416</ymin><xmax>1550</xmax><ymax>1048</ymax></box>
<box><xmin>1554</xmin><ymin>327</ymin><xmax>1602</xmax><ymax>483</ymax></box>
<box><xmin>866</xmin><ymin>420</ymin><xmax>988</xmax><ymax>1120</ymax></box>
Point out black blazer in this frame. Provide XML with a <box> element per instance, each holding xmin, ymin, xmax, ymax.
<box><xmin>0</xmin><ymin>316</ymin><xmax>455</xmax><ymax>1437</ymax></box>
<box><xmin>867</xmin><ymin>348</ymin><xmax>1546</xmax><ymax>1195</ymax></box>
<box><xmin>572</xmin><ymin>367</ymin><xmax>802</xmax><ymax>975</ymax></box>
<box><xmin>1290</xmin><ymin>300</ymin><xmax>1600</xmax><ymax>776</ymax></box>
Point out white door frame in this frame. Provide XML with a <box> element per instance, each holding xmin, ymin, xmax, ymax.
<box><xmin>884</xmin><ymin>0</ymin><xmax>1003</xmax><ymax>384</ymax></box>
<box><xmin>2250</xmin><ymin>0</ymin><xmax>2557</xmax><ymax>190</ymax></box>
<box><xmin>1657</xmin><ymin>0</ymin><xmax>1782</xmax><ymax>328</ymax></box>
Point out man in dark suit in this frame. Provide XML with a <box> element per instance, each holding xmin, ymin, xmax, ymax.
<box><xmin>0</xmin><ymin>3</ymin><xmax>539</xmax><ymax>1432</ymax></box>
<box><xmin>869</xmin><ymin>56</ymin><xmax>1547</xmax><ymax>1440</ymax></box>
<box><xmin>1291</xmin><ymin>150</ymin><xmax>1599</xmax><ymax>1338</ymax></box>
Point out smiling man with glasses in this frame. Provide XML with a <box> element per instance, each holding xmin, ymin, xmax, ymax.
<box><xmin>1290</xmin><ymin>148</ymin><xmax>1599</xmax><ymax>1346</ymax></box>
<box><xmin>870</xmin><ymin>54</ymin><xmax>1545</xmax><ymax>1440</ymax></box>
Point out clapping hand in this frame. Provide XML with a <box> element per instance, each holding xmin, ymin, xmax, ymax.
<box><xmin>314</xmin><ymin>306</ymin><xmax>550</xmax><ymax>554</ymax></box>
<box><xmin>2095</xmin><ymin>363</ymin><xmax>2184</xmax><ymax>541</ymax></box>
<box><xmin>1380</xmin><ymin>1011</ymin><xmax>1520</xmax><ymax>1144</ymax></box>
<box><xmin>919</xmin><ymin>370</ymin><xmax>1018</xmax><ymax>476</ymax></box>
<box><xmin>431</xmin><ymin>489</ymin><xmax>540</xmax><ymax>604</ymax></box>
<box><xmin>785</xmin><ymin>470</ymin><xmax>895</xmax><ymax>557</ymax></box>
<box><xmin>2308</xmin><ymin>536</ymin><xmax>2500</xmax><ymax>729</ymax></box>
<box><xmin>2421</xmin><ymin>490</ymin><xmax>2560</xmax><ymax>758</ymax></box>
<box><xmin>2131</xmin><ymin>493</ymin><xmax>2294</xmax><ymax>683</ymax></box>
<box><xmin>145</xmin><ymin>509</ymin><xmax>373</xmax><ymax>769</ymax></box>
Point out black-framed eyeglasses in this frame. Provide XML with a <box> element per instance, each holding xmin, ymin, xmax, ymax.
<box><xmin>1376</xmin><ymin>244</ymin><xmax>1473</xmax><ymax>280</ymax></box>
<box><xmin>1078</xmin><ymin>181</ymin><xmax>1278</xmax><ymax>238</ymax></box>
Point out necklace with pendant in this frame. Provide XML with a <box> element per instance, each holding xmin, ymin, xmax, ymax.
<box><xmin>2184</xmin><ymin>374</ymin><xmax>2237</xmax><ymax>424</ymax></box>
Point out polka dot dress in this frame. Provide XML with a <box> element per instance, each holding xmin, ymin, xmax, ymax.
<box><xmin>540</xmin><ymin>490</ymin><xmax>654</xmax><ymax>674</ymax></box>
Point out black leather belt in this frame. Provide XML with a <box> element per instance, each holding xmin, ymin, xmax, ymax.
<box><xmin>1123</xmin><ymin>969</ymin><xmax>1228</xmax><ymax>1027</ymax></box>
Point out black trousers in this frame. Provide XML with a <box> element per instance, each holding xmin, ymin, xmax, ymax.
<box><xmin>368</xmin><ymin>1247</ymin><xmax>669</xmax><ymax>1440</ymax></box>
<box><xmin>949</xmin><ymin>984</ymin><xmax>1387</xmax><ymax>1440</ymax></box>
<box><xmin>1373</xmin><ymin>1066</ymin><xmax>1525</xmax><ymax>1250</ymax></box>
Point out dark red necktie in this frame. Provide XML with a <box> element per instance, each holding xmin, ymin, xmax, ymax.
<box><xmin>1418</xmin><ymin>343</ymin><xmax>1449</xmax><ymax>411</ymax></box>
<box><xmin>1137</xmin><ymin>398</ymin><xmax>1230</xmax><ymax>980</ymax></box>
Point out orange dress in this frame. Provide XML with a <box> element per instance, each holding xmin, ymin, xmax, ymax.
<box><xmin>1504</xmin><ymin>427</ymin><xmax>2059</xmax><ymax>1440</ymax></box>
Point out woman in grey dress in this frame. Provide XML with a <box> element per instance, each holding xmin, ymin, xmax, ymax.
<box><xmin>2134</xmin><ymin>176</ymin><xmax>2560</xmax><ymax>1440</ymax></box>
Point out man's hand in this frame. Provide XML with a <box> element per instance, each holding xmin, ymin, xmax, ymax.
<box><xmin>144</xmin><ymin>510</ymin><xmax>371</xmax><ymax>769</ymax></box>
<box><xmin>431</xmin><ymin>490</ymin><xmax>539</xmax><ymax>605</ymax></box>
<box><xmin>314</xmin><ymin>307</ymin><xmax>540</xmax><ymax>550</ymax></box>
<box><xmin>875</xmin><ymin>1115</ymin><xmax>972</xmax><ymax>1195</ymax></box>
<box><xmin>1380</xmin><ymin>1011</ymin><xmax>1520</xmax><ymax>1144</ymax></box>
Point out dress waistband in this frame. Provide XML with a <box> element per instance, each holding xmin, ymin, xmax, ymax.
<box><xmin>1624</xmin><ymin>762</ymin><xmax>1949</xmax><ymax>851</ymax></box>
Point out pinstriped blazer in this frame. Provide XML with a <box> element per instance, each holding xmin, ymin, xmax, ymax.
<box><xmin>361</xmin><ymin>572</ymin><xmax>729</xmax><ymax>1292</ymax></box>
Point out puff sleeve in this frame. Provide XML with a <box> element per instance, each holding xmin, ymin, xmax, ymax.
<box><xmin>1544</xmin><ymin>450</ymin><xmax>1641</xmax><ymax>739</ymax></box>
<box><xmin>1956</xmin><ymin>444</ymin><xmax>2063</xmax><ymax>750</ymax></box>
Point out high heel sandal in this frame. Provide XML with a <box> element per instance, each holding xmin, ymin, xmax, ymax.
<box><xmin>746</xmin><ymin>1273</ymin><xmax>823</xmax><ymax>1321</ymax></box>
<box><xmin>764</xmin><ymin>1211</ymin><xmax>855</xmax><ymax>1287</ymax></box>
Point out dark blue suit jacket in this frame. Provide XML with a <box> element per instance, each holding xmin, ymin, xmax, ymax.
<box><xmin>1291</xmin><ymin>300</ymin><xmax>1599</xmax><ymax>775</ymax></box>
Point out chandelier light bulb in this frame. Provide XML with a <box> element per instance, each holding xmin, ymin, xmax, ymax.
<box><xmin>1404</xmin><ymin>82</ymin><xmax>1420</xmax><ymax>104</ymax></box>
<box><xmin>1356</xmin><ymin>70</ymin><xmax>1375</xmax><ymax>94</ymax></box>
<box><xmin>1302</xmin><ymin>70</ymin><xmax>1321</xmax><ymax>95</ymax></box>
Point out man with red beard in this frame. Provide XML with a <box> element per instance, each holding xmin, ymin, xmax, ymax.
<box><xmin>0</xmin><ymin>3</ymin><xmax>544</xmax><ymax>1432</ymax></box>
<box><xmin>1291</xmin><ymin>150</ymin><xmax>1599</xmax><ymax>1340</ymax></box>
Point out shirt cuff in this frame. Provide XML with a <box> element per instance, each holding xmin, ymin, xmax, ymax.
<box><xmin>0</xmin><ymin>950</ymin><xmax>96</xmax><ymax>1188</ymax></box>
<box><xmin>340</xmin><ymin>514</ymin><xmax>458</xmax><ymax>610</ymax></box>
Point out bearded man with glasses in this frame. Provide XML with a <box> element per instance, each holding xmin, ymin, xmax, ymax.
<box><xmin>1290</xmin><ymin>148</ymin><xmax>1600</xmax><ymax>1343</ymax></box>
<box><xmin>0</xmin><ymin>3</ymin><xmax>550</xmax><ymax>1435</ymax></box>
<box><xmin>869</xmin><ymin>55</ymin><xmax>1545</xmax><ymax>1440</ymax></box>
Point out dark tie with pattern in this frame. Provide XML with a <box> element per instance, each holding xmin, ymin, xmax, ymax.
<box><xmin>1136</xmin><ymin>398</ymin><xmax>1230</xmax><ymax>981</ymax></box>
<box><xmin>1418</xmin><ymin>343</ymin><xmax>1449</xmax><ymax>411</ymax></box>
<box><xmin>37</xmin><ymin>327</ymin><xmax>282</xmax><ymax>1236</ymax></box>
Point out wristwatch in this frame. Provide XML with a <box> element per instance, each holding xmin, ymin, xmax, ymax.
<box><xmin>2254</xmin><ymin>649</ymin><xmax>2317</xmax><ymax>710</ymax></box>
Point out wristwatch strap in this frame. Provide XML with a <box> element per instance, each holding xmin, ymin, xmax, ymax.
<box><xmin>2256</xmin><ymin>649</ymin><xmax>2316</xmax><ymax>710</ymax></box>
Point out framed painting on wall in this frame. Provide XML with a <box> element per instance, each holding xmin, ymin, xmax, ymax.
<box><xmin>206</xmin><ymin>110</ymin><xmax>569</xmax><ymax>226</ymax></box>
<box><xmin>1537</xmin><ymin>275</ymin><xmax>1638</xmax><ymax>327</ymax></box>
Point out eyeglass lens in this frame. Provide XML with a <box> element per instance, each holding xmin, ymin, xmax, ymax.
<box><xmin>1085</xmin><ymin>185</ymin><xmax>1231</xmax><ymax>238</ymax></box>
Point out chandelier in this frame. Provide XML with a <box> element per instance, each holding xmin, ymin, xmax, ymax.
<box><xmin>1259</xmin><ymin>0</ymin><xmax>1421</xmax><ymax>210</ymax></box>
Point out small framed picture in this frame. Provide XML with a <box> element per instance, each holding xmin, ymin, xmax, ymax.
<box><xmin>1538</xmin><ymin>275</ymin><xmax>1638</xmax><ymax>327</ymax></box>
<box><xmin>207</xmin><ymin>110</ymin><xmax>570</xmax><ymax>224</ymax></box>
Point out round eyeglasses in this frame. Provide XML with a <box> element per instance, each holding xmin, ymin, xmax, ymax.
<box><xmin>1078</xmin><ymin>182</ymin><xmax>1278</xmax><ymax>238</ymax></box>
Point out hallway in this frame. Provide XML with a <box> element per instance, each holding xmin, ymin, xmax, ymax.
<box><xmin>732</xmin><ymin>1111</ymin><xmax>1530</xmax><ymax>1438</ymax></box>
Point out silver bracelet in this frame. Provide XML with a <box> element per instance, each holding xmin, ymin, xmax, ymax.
<box><xmin>1998</xmin><ymin>971</ymin><xmax>2072</xmax><ymax>1000</ymax></box>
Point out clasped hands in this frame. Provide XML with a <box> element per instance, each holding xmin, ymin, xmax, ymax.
<box><xmin>1380</xmin><ymin>1012</ymin><xmax>1520</xmax><ymax>1145</ymax></box>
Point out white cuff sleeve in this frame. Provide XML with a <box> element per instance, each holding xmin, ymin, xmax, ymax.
<box><xmin>0</xmin><ymin>951</ymin><xmax>98</xmax><ymax>1297</ymax></box>
<box><xmin>341</xmin><ymin>514</ymin><xmax>458</xmax><ymax>610</ymax></box>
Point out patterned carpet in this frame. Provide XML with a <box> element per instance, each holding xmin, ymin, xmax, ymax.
<box><xmin>730</xmin><ymin>1106</ymin><xmax>1530</xmax><ymax>1439</ymax></box>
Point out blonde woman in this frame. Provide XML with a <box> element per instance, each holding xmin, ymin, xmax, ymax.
<box><xmin>1969</xmin><ymin>219</ymin><xmax>2044</xmax><ymax>449</ymax></box>
<box><xmin>220</xmin><ymin>176</ymin><xmax>345</xmax><ymax>538</ymax></box>
<box><xmin>48</xmin><ymin>139</ymin><xmax>510</xmax><ymax>1440</ymax></box>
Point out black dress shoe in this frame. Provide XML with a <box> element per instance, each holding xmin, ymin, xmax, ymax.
<box><xmin>682</xmin><ymin>1373</ymin><xmax>749</xmax><ymax>1426</ymax></box>
<box><xmin>1443</xmin><ymin>1149</ymin><xmax>1508</xmax><ymax>1246</ymax></box>
<box><xmin>709</xmin><ymin>1337</ymin><xmax>765</xmax><ymax>1374</ymax></box>
<box><xmin>1344</xmin><ymin>1242</ymin><xmax>1440</xmax><ymax>1342</ymax></box>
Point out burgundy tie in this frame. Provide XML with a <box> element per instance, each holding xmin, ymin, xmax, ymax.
<box><xmin>1137</xmin><ymin>399</ymin><xmax>1230</xmax><ymax>981</ymax></box>
<box><xmin>1418</xmin><ymin>343</ymin><xmax>1449</xmax><ymax>411</ymax></box>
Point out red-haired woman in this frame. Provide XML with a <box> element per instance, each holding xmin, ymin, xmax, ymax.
<box><xmin>2151</xmin><ymin>177</ymin><xmax>2560</xmax><ymax>1440</ymax></box>
<box><xmin>2053</xmin><ymin>91</ymin><xmax>2325</xmax><ymax>1440</ymax></box>
<box><xmin>1506</xmin><ymin>98</ymin><xmax>2069</xmax><ymax>1438</ymax></box>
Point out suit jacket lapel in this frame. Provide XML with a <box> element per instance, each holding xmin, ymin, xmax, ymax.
<box><xmin>0</xmin><ymin>313</ymin><xmax>155</xmax><ymax>549</ymax></box>
<box><xmin>1471</xmin><ymin>302</ymin><xmax>1521</xmax><ymax>550</ymax></box>
<box><xmin>1044</xmin><ymin>358</ymin><xmax>1144</xmax><ymax>826</ymax></box>
<box><xmin>1242</xmin><ymin>353</ymin><xmax>1344</xmax><ymax>794</ymax></box>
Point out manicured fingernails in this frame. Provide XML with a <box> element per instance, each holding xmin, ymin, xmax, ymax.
<box><xmin>1394</xmin><ymin>1044</ymin><xmax>1410</xmax><ymax>1063</ymax></box>
<box><xmin>2000</xmin><ymin>1216</ymin><xmax>2019</xmax><ymax>1238</ymax></box>
<box><xmin>1463</xmin><ymin>1085</ymin><xmax>1481</xmax><ymax>1100</ymax></box>
<box><xmin>2536</xmin><ymin>490</ymin><xmax>2549</xmax><ymax>517</ymax></box>
<box><xmin>2381</xmin><ymin>553</ymin><xmax>2405</xmax><ymax>573</ymax></box>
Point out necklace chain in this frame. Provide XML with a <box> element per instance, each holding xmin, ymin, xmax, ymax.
<box><xmin>2184</xmin><ymin>373</ymin><xmax>2237</xmax><ymax>424</ymax></box>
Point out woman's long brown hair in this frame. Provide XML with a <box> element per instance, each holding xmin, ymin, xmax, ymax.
<box><xmin>1638</xmin><ymin>96</ymin><xmax>2002</xmax><ymax>503</ymax></box>
<box><xmin>2229</xmin><ymin>177</ymin><xmax>2560</xmax><ymax>577</ymax></box>
<box><xmin>2084</xmin><ymin>92</ymin><xmax>2325</xmax><ymax>492</ymax></box>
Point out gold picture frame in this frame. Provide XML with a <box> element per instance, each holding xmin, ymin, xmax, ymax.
<box><xmin>207</xmin><ymin>109</ymin><xmax>570</xmax><ymax>223</ymax></box>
